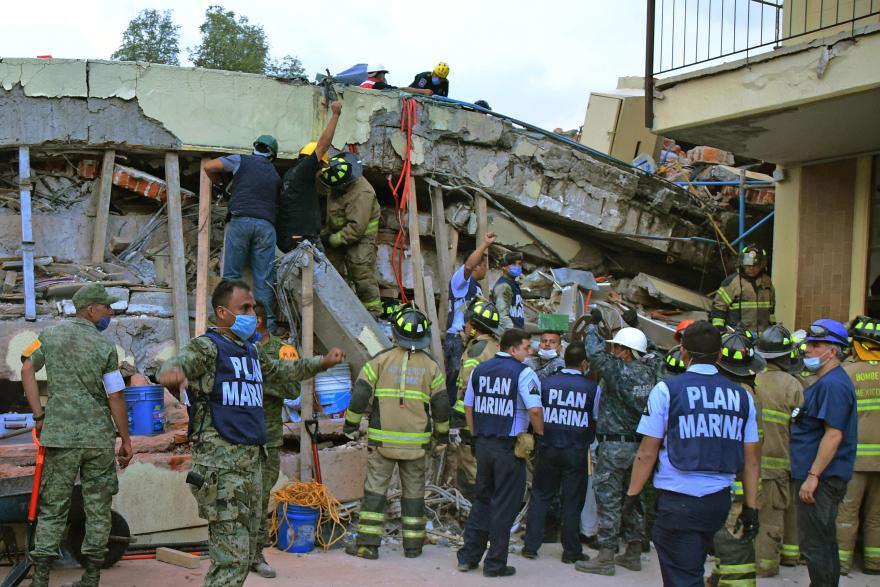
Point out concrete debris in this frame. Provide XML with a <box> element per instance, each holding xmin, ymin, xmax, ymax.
<box><xmin>627</xmin><ymin>273</ymin><xmax>712</xmax><ymax>312</ymax></box>
<box><xmin>78</xmin><ymin>160</ymin><xmax>196</xmax><ymax>202</ymax></box>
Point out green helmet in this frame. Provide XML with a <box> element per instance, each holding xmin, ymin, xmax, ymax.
<box><xmin>466</xmin><ymin>299</ymin><xmax>500</xmax><ymax>332</ymax></box>
<box><xmin>392</xmin><ymin>305</ymin><xmax>431</xmax><ymax>350</ymax></box>
<box><xmin>664</xmin><ymin>345</ymin><xmax>686</xmax><ymax>374</ymax></box>
<box><xmin>254</xmin><ymin>134</ymin><xmax>278</xmax><ymax>157</ymax></box>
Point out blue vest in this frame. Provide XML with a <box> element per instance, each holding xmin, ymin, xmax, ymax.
<box><xmin>540</xmin><ymin>371</ymin><xmax>597</xmax><ymax>449</ymax></box>
<box><xmin>494</xmin><ymin>275</ymin><xmax>524</xmax><ymax>328</ymax></box>
<box><xmin>665</xmin><ymin>371</ymin><xmax>750</xmax><ymax>474</ymax></box>
<box><xmin>471</xmin><ymin>355</ymin><xmax>525</xmax><ymax>437</ymax></box>
<box><xmin>197</xmin><ymin>331</ymin><xmax>267</xmax><ymax>445</ymax></box>
<box><xmin>447</xmin><ymin>276</ymin><xmax>482</xmax><ymax>329</ymax></box>
<box><xmin>228</xmin><ymin>154</ymin><xmax>282</xmax><ymax>225</ymax></box>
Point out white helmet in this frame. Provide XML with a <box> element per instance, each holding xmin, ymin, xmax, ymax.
<box><xmin>367</xmin><ymin>63</ymin><xmax>388</xmax><ymax>74</ymax></box>
<box><xmin>607</xmin><ymin>327</ymin><xmax>648</xmax><ymax>355</ymax></box>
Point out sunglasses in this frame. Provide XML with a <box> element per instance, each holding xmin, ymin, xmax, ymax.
<box><xmin>808</xmin><ymin>324</ymin><xmax>848</xmax><ymax>345</ymax></box>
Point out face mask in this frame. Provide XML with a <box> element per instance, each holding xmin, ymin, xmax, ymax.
<box><xmin>95</xmin><ymin>317</ymin><xmax>111</xmax><ymax>332</ymax></box>
<box><xmin>803</xmin><ymin>349</ymin><xmax>831</xmax><ymax>372</ymax></box>
<box><xmin>508</xmin><ymin>265</ymin><xmax>523</xmax><ymax>278</ymax></box>
<box><xmin>538</xmin><ymin>348</ymin><xmax>558</xmax><ymax>360</ymax></box>
<box><xmin>220</xmin><ymin>307</ymin><xmax>258</xmax><ymax>340</ymax></box>
<box><xmin>432</xmin><ymin>76</ymin><xmax>441</xmax><ymax>85</ymax></box>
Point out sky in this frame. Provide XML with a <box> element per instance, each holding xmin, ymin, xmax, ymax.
<box><xmin>2</xmin><ymin>0</ymin><xmax>648</xmax><ymax>130</ymax></box>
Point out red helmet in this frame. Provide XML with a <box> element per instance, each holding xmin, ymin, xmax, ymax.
<box><xmin>674</xmin><ymin>319</ymin><xmax>695</xmax><ymax>342</ymax></box>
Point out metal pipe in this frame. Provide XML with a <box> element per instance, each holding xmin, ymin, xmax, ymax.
<box><xmin>739</xmin><ymin>170</ymin><xmax>746</xmax><ymax>238</ymax></box>
<box><xmin>646</xmin><ymin>0</ymin><xmax>656</xmax><ymax>128</ymax></box>
<box><xmin>671</xmin><ymin>180</ymin><xmax>774</xmax><ymax>186</ymax></box>
<box><xmin>623</xmin><ymin>233</ymin><xmax>720</xmax><ymax>245</ymax></box>
<box><xmin>731</xmin><ymin>211</ymin><xmax>776</xmax><ymax>247</ymax></box>
<box><xmin>18</xmin><ymin>146</ymin><xmax>36</xmax><ymax>321</ymax></box>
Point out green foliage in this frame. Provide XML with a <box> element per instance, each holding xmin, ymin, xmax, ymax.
<box><xmin>266</xmin><ymin>55</ymin><xmax>307</xmax><ymax>78</ymax></box>
<box><xmin>111</xmin><ymin>9</ymin><xmax>180</xmax><ymax>65</ymax></box>
<box><xmin>189</xmin><ymin>5</ymin><xmax>269</xmax><ymax>74</ymax></box>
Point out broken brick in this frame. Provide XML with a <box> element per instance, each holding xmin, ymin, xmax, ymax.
<box><xmin>687</xmin><ymin>146</ymin><xmax>735</xmax><ymax>166</ymax></box>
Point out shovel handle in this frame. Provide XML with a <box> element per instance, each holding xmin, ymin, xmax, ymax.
<box><xmin>28</xmin><ymin>445</ymin><xmax>46</xmax><ymax>522</ymax></box>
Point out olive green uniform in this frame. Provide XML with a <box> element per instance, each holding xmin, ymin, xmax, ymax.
<box><xmin>323</xmin><ymin>176</ymin><xmax>382</xmax><ymax>316</ymax></box>
<box><xmin>160</xmin><ymin>331</ymin><xmax>322</xmax><ymax>587</ymax></box>
<box><xmin>343</xmin><ymin>347</ymin><xmax>449</xmax><ymax>552</ymax></box>
<box><xmin>711</xmin><ymin>272</ymin><xmax>776</xmax><ymax>332</ymax></box>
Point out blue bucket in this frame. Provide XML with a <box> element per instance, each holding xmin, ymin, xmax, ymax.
<box><xmin>315</xmin><ymin>364</ymin><xmax>352</xmax><ymax>418</ymax></box>
<box><xmin>124</xmin><ymin>385</ymin><xmax>165</xmax><ymax>436</ymax></box>
<box><xmin>276</xmin><ymin>504</ymin><xmax>319</xmax><ymax>553</ymax></box>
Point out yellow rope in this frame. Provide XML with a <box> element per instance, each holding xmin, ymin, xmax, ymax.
<box><xmin>270</xmin><ymin>480</ymin><xmax>347</xmax><ymax>552</ymax></box>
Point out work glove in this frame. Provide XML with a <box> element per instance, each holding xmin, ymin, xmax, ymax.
<box><xmin>735</xmin><ymin>506</ymin><xmax>759</xmax><ymax>541</ymax></box>
<box><xmin>328</xmin><ymin>232</ymin><xmax>344</xmax><ymax>248</ymax></box>
<box><xmin>622</xmin><ymin>308</ymin><xmax>639</xmax><ymax>328</ymax></box>
<box><xmin>621</xmin><ymin>493</ymin><xmax>643</xmax><ymax>521</ymax></box>
<box><xmin>589</xmin><ymin>308</ymin><xmax>603</xmax><ymax>325</ymax></box>
<box><xmin>448</xmin><ymin>428</ymin><xmax>462</xmax><ymax>448</ymax></box>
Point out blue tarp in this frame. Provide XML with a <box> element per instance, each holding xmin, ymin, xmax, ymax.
<box><xmin>333</xmin><ymin>63</ymin><xmax>368</xmax><ymax>86</ymax></box>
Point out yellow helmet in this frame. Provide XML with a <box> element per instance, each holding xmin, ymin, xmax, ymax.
<box><xmin>433</xmin><ymin>62</ymin><xmax>450</xmax><ymax>79</ymax></box>
<box><xmin>298</xmin><ymin>142</ymin><xmax>329</xmax><ymax>164</ymax></box>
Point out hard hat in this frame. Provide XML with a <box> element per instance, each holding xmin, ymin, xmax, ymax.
<box><xmin>320</xmin><ymin>153</ymin><xmax>361</xmax><ymax>189</ymax></box>
<box><xmin>467</xmin><ymin>299</ymin><xmax>500</xmax><ymax>332</ymax></box>
<box><xmin>805</xmin><ymin>318</ymin><xmax>849</xmax><ymax>346</ymax></box>
<box><xmin>665</xmin><ymin>346</ymin><xmax>686</xmax><ymax>374</ymax></box>
<box><xmin>367</xmin><ymin>63</ymin><xmax>388</xmax><ymax>74</ymax></box>
<box><xmin>392</xmin><ymin>305</ymin><xmax>431</xmax><ymax>350</ymax></box>
<box><xmin>254</xmin><ymin>134</ymin><xmax>278</xmax><ymax>157</ymax></box>
<box><xmin>674</xmin><ymin>319</ymin><xmax>695</xmax><ymax>342</ymax></box>
<box><xmin>433</xmin><ymin>62</ymin><xmax>450</xmax><ymax>79</ymax></box>
<box><xmin>739</xmin><ymin>243</ymin><xmax>767</xmax><ymax>268</ymax></box>
<box><xmin>299</xmin><ymin>142</ymin><xmax>329</xmax><ymax>164</ymax></box>
<box><xmin>607</xmin><ymin>327</ymin><xmax>648</xmax><ymax>355</ymax></box>
<box><xmin>850</xmin><ymin>315</ymin><xmax>880</xmax><ymax>344</ymax></box>
<box><xmin>755</xmin><ymin>324</ymin><xmax>796</xmax><ymax>359</ymax></box>
<box><xmin>718</xmin><ymin>332</ymin><xmax>766</xmax><ymax>377</ymax></box>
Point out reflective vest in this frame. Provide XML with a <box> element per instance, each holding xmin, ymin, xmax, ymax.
<box><xmin>471</xmin><ymin>355</ymin><xmax>526</xmax><ymax>437</ymax></box>
<box><xmin>359</xmin><ymin>77</ymin><xmax>379</xmax><ymax>88</ymax></box>
<box><xmin>196</xmin><ymin>331</ymin><xmax>266</xmax><ymax>445</ymax></box>
<box><xmin>665</xmin><ymin>371</ymin><xmax>750</xmax><ymax>474</ymax></box>
<box><xmin>754</xmin><ymin>364</ymin><xmax>803</xmax><ymax>478</ymax></box>
<box><xmin>494</xmin><ymin>275</ymin><xmax>524</xmax><ymax>328</ymax></box>
<box><xmin>539</xmin><ymin>371</ymin><xmax>597</xmax><ymax>449</ymax></box>
<box><xmin>844</xmin><ymin>359</ymin><xmax>880</xmax><ymax>471</ymax></box>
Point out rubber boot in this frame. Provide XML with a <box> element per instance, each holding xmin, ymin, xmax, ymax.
<box><xmin>251</xmin><ymin>550</ymin><xmax>276</xmax><ymax>578</ymax></box>
<box><xmin>345</xmin><ymin>543</ymin><xmax>378</xmax><ymax>560</ymax></box>
<box><xmin>61</xmin><ymin>562</ymin><xmax>101</xmax><ymax>587</ymax></box>
<box><xmin>29</xmin><ymin>557</ymin><xmax>51</xmax><ymax>587</ymax></box>
<box><xmin>575</xmin><ymin>547</ymin><xmax>615</xmax><ymax>576</ymax></box>
<box><xmin>615</xmin><ymin>541</ymin><xmax>642</xmax><ymax>571</ymax></box>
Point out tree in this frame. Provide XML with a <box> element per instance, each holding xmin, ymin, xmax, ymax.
<box><xmin>266</xmin><ymin>55</ymin><xmax>306</xmax><ymax>79</ymax></box>
<box><xmin>189</xmin><ymin>5</ymin><xmax>269</xmax><ymax>74</ymax></box>
<box><xmin>111</xmin><ymin>9</ymin><xmax>180</xmax><ymax>65</ymax></box>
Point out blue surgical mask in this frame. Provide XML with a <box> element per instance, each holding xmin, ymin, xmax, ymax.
<box><xmin>220</xmin><ymin>307</ymin><xmax>258</xmax><ymax>340</ymax></box>
<box><xmin>803</xmin><ymin>356</ymin><xmax>822</xmax><ymax>371</ymax></box>
<box><xmin>508</xmin><ymin>265</ymin><xmax>523</xmax><ymax>278</ymax></box>
<box><xmin>432</xmin><ymin>75</ymin><xmax>441</xmax><ymax>85</ymax></box>
<box><xmin>95</xmin><ymin>317</ymin><xmax>111</xmax><ymax>331</ymax></box>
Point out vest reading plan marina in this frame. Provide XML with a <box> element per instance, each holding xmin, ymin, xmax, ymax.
<box><xmin>678</xmin><ymin>385</ymin><xmax>745</xmax><ymax>440</ymax></box>
<box><xmin>475</xmin><ymin>375</ymin><xmax>515</xmax><ymax>416</ymax></box>
<box><xmin>222</xmin><ymin>356</ymin><xmax>264</xmax><ymax>407</ymax></box>
<box><xmin>544</xmin><ymin>388</ymin><xmax>590</xmax><ymax>427</ymax></box>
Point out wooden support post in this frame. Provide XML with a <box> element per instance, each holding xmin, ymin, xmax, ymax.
<box><xmin>475</xmin><ymin>194</ymin><xmax>489</xmax><ymax>292</ymax></box>
<box><xmin>407</xmin><ymin>179</ymin><xmax>427</xmax><ymax>312</ymax></box>
<box><xmin>448</xmin><ymin>227</ymin><xmax>459</xmax><ymax>278</ymax></box>
<box><xmin>164</xmin><ymin>153</ymin><xmax>190</xmax><ymax>349</ymax></box>
<box><xmin>91</xmin><ymin>150</ymin><xmax>116</xmax><ymax>264</ymax></box>
<box><xmin>195</xmin><ymin>159</ymin><xmax>212</xmax><ymax>336</ymax></box>
<box><xmin>423</xmin><ymin>276</ymin><xmax>444</xmax><ymax>371</ymax></box>
<box><xmin>429</xmin><ymin>186</ymin><xmax>452</xmax><ymax>332</ymax></box>
<box><xmin>299</xmin><ymin>250</ymin><xmax>315</xmax><ymax>481</ymax></box>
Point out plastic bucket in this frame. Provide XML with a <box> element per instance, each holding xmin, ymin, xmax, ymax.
<box><xmin>124</xmin><ymin>385</ymin><xmax>165</xmax><ymax>436</ymax></box>
<box><xmin>276</xmin><ymin>504</ymin><xmax>319</xmax><ymax>553</ymax></box>
<box><xmin>315</xmin><ymin>364</ymin><xmax>352</xmax><ymax>418</ymax></box>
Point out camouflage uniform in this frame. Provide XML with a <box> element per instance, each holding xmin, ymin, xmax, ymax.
<box><xmin>524</xmin><ymin>355</ymin><xmax>565</xmax><ymax>381</ymax></box>
<box><xmin>491</xmin><ymin>278</ymin><xmax>523</xmax><ymax>330</ymax></box>
<box><xmin>710</xmin><ymin>272</ymin><xmax>776</xmax><ymax>332</ymax></box>
<box><xmin>23</xmin><ymin>318</ymin><xmax>122</xmax><ymax>577</ymax></box>
<box><xmin>584</xmin><ymin>324</ymin><xmax>656</xmax><ymax>552</ymax></box>
<box><xmin>322</xmin><ymin>176</ymin><xmax>382</xmax><ymax>316</ymax></box>
<box><xmin>161</xmin><ymin>331</ymin><xmax>322</xmax><ymax>587</ymax></box>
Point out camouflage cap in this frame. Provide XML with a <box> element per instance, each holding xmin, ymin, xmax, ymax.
<box><xmin>72</xmin><ymin>283</ymin><xmax>118</xmax><ymax>310</ymax></box>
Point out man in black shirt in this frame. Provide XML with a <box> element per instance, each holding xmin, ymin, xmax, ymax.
<box><xmin>409</xmin><ymin>62</ymin><xmax>450</xmax><ymax>97</ymax></box>
<box><xmin>360</xmin><ymin>64</ymin><xmax>431</xmax><ymax>95</ymax></box>
<box><xmin>276</xmin><ymin>101</ymin><xmax>342</xmax><ymax>253</ymax></box>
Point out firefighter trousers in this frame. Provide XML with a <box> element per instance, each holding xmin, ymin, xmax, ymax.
<box><xmin>757</xmin><ymin>476</ymin><xmax>789</xmax><ymax>576</ymax></box>
<box><xmin>837</xmin><ymin>471</ymin><xmax>880</xmax><ymax>573</ymax></box>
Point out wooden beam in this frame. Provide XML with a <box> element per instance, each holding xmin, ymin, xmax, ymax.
<box><xmin>407</xmin><ymin>179</ymin><xmax>427</xmax><ymax>312</ymax></box>
<box><xmin>448</xmin><ymin>226</ymin><xmax>459</xmax><ymax>279</ymax></box>
<box><xmin>299</xmin><ymin>249</ymin><xmax>315</xmax><ymax>481</ymax></box>
<box><xmin>164</xmin><ymin>153</ymin><xmax>190</xmax><ymax>349</ymax></box>
<box><xmin>155</xmin><ymin>547</ymin><xmax>200</xmax><ymax>569</ymax></box>
<box><xmin>430</xmin><ymin>186</ymin><xmax>451</xmax><ymax>332</ymax></box>
<box><xmin>423</xmin><ymin>276</ymin><xmax>444</xmax><ymax>371</ymax></box>
<box><xmin>475</xmin><ymin>194</ymin><xmax>488</xmax><ymax>292</ymax></box>
<box><xmin>90</xmin><ymin>150</ymin><xmax>116</xmax><ymax>264</ymax></box>
<box><xmin>195</xmin><ymin>159</ymin><xmax>212</xmax><ymax>336</ymax></box>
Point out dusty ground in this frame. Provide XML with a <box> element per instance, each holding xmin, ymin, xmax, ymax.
<box><xmin>37</xmin><ymin>541</ymin><xmax>877</xmax><ymax>587</ymax></box>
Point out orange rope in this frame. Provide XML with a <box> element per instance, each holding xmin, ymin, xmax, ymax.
<box><xmin>270</xmin><ymin>480</ymin><xmax>346</xmax><ymax>552</ymax></box>
<box><xmin>387</xmin><ymin>97</ymin><xmax>418</xmax><ymax>303</ymax></box>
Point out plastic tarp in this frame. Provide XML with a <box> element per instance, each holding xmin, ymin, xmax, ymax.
<box><xmin>333</xmin><ymin>64</ymin><xmax>368</xmax><ymax>86</ymax></box>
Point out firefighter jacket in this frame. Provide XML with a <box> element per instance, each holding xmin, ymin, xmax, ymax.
<box><xmin>844</xmin><ymin>359</ymin><xmax>880</xmax><ymax>471</ymax></box>
<box><xmin>452</xmin><ymin>334</ymin><xmax>501</xmax><ymax>430</ymax></box>
<box><xmin>755</xmin><ymin>363</ymin><xmax>804</xmax><ymax>479</ymax></box>
<box><xmin>323</xmin><ymin>176</ymin><xmax>380</xmax><ymax>247</ymax></box>
<box><xmin>344</xmin><ymin>347</ymin><xmax>449</xmax><ymax>460</ymax></box>
<box><xmin>711</xmin><ymin>271</ymin><xmax>776</xmax><ymax>332</ymax></box>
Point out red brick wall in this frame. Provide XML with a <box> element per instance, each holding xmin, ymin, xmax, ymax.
<box><xmin>795</xmin><ymin>159</ymin><xmax>856</xmax><ymax>327</ymax></box>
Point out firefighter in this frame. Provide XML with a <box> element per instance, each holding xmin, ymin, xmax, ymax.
<box><xmin>343</xmin><ymin>306</ymin><xmax>449</xmax><ymax>559</ymax></box>
<box><xmin>838</xmin><ymin>316</ymin><xmax>880</xmax><ymax>575</ymax></box>
<box><xmin>711</xmin><ymin>244</ymin><xmax>776</xmax><ymax>333</ymax></box>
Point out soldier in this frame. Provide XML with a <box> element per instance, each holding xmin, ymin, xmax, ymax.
<box><xmin>492</xmin><ymin>252</ymin><xmax>525</xmax><ymax>330</ymax></box>
<box><xmin>450</xmin><ymin>299</ymin><xmax>501</xmax><ymax>496</ymax></box>
<box><xmin>343</xmin><ymin>306</ymin><xmax>449</xmax><ymax>559</ymax></box>
<box><xmin>576</xmin><ymin>312</ymin><xmax>656</xmax><ymax>577</ymax></box>
<box><xmin>525</xmin><ymin>329</ymin><xmax>566</xmax><ymax>380</ymax></box>
<box><xmin>753</xmin><ymin>324</ymin><xmax>804</xmax><ymax>577</ymax></box>
<box><xmin>320</xmin><ymin>153</ymin><xmax>382</xmax><ymax>317</ymax></box>
<box><xmin>838</xmin><ymin>316</ymin><xmax>880</xmax><ymax>575</ymax></box>
<box><xmin>159</xmin><ymin>280</ymin><xmax>344</xmax><ymax>587</ymax></box>
<box><xmin>20</xmin><ymin>284</ymin><xmax>132</xmax><ymax>587</ymax></box>
<box><xmin>710</xmin><ymin>243</ymin><xmax>776</xmax><ymax>333</ymax></box>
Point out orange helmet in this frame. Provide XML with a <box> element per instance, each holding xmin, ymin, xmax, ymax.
<box><xmin>674</xmin><ymin>319</ymin><xmax>695</xmax><ymax>342</ymax></box>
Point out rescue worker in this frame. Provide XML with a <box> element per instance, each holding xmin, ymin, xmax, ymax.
<box><xmin>343</xmin><ymin>306</ymin><xmax>449</xmax><ymax>559</ymax></box>
<box><xmin>659</xmin><ymin>345</ymin><xmax>687</xmax><ymax>379</ymax></box>
<box><xmin>409</xmin><ymin>62</ymin><xmax>450</xmax><ymax>97</ymax></box>
<box><xmin>576</xmin><ymin>312</ymin><xmax>656</xmax><ymax>576</ymax></box>
<box><xmin>456</xmin><ymin>328</ymin><xmax>544</xmax><ymax>577</ymax></box>
<box><xmin>753</xmin><ymin>324</ymin><xmax>805</xmax><ymax>577</ymax></box>
<box><xmin>525</xmin><ymin>329</ymin><xmax>566</xmax><ymax>380</ymax></box>
<box><xmin>706</xmin><ymin>332</ymin><xmax>767</xmax><ymax>587</ymax></box>
<box><xmin>320</xmin><ymin>153</ymin><xmax>383</xmax><ymax>317</ymax></box>
<box><xmin>21</xmin><ymin>284</ymin><xmax>132</xmax><ymax>587</ymax></box>
<box><xmin>450</xmin><ymin>299</ymin><xmax>501</xmax><ymax>497</ymax></box>
<box><xmin>359</xmin><ymin>64</ymin><xmax>432</xmax><ymax>95</ymax></box>
<box><xmin>838</xmin><ymin>316</ymin><xmax>880</xmax><ymax>575</ymax></box>
<box><xmin>522</xmin><ymin>342</ymin><xmax>598</xmax><ymax>564</ymax></box>
<box><xmin>626</xmin><ymin>320</ymin><xmax>761</xmax><ymax>587</ymax></box>
<box><xmin>445</xmin><ymin>232</ymin><xmax>495</xmax><ymax>406</ymax></box>
<box><xmin>711</xmin><ymin>243</ymin><xmax>776</xmax><ymax>333</ymax></box>
<box><xmin>277</xmin><ymin>100</ymin><xmax>342</xmax><ymax>252</ymax></box>
<box><xmin>158</xmin><ymin>280</ymin><xmax>344</xmax><ymax>587</ymax></box>
<box><xmin>204</xmin><ymin>135</ymin><xmax>282</xmax><ymax>332</ymax></box>
<box><xmin>492</xmin><ymin>252</ymin><xmax>525</xmax><ymax>330</ymax></box>
<box><xmin>791</xmin><ymin>319</ymin><xmax>858</xmax><ymax>586</ymax></box>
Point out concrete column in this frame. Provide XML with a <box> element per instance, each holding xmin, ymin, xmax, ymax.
<box><xmin>772</xmin><ymin>166</ymin><xmax>802</xmax><ymax>329</ymax></box>
<box><xmin>850</xmin><ymin>156</ymin><xmax>873</xmax><ymax>318</ymax></box>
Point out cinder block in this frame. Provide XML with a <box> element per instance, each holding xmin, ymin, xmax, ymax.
<box><xmin>278</xmin><ymin>444</ymin><xmax>368</xmax><ymax>502</ymax></box>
